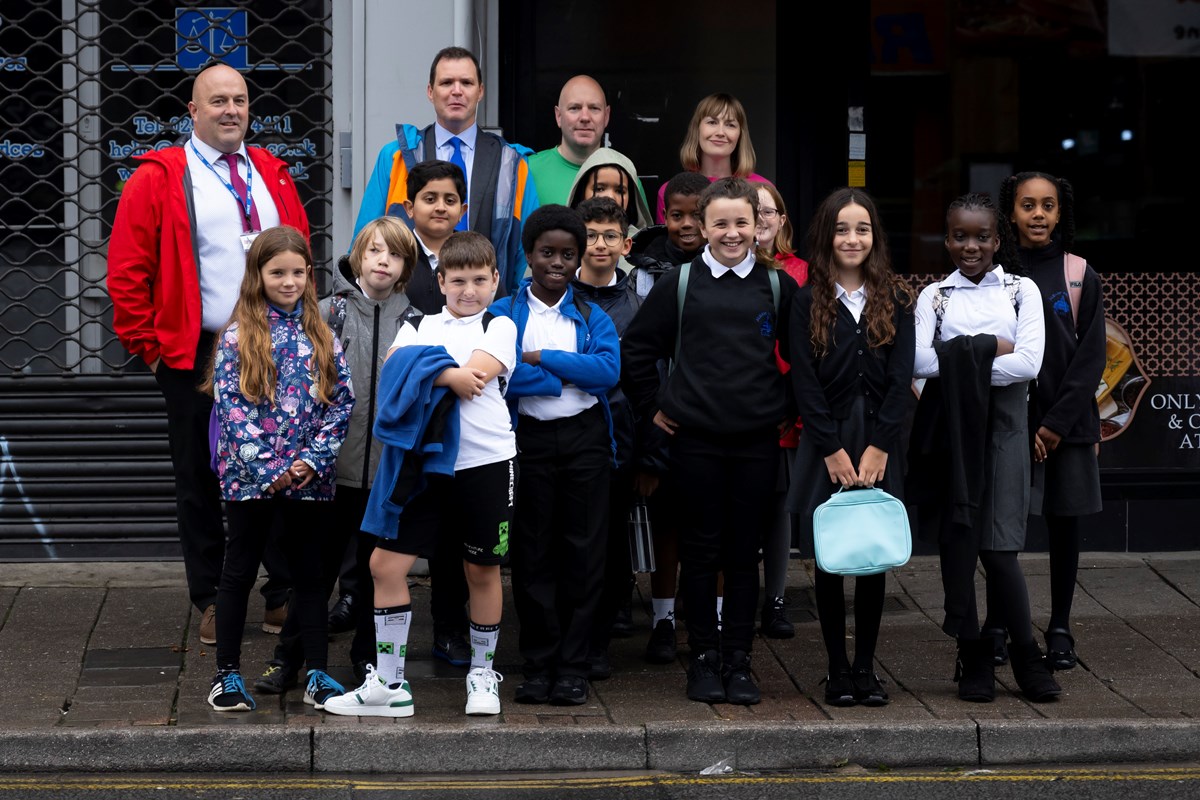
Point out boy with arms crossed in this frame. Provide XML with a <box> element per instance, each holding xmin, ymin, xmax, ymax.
<box><xmin>324</xmin><ymin>231</ymin><xmax>517</xmax><ymax>717</ymax></box>
<box><xmin>489</xmin><ymin>204</ymin><xmax>621</xmax><ymax>706</ymax></box>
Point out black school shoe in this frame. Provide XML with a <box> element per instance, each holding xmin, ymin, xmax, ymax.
<box><xmin>432</xmin><ymin>630</ymin><xmax>471</xmax><ymax>667</ymax></box>
<box><xmin>760</xmin><ymin>596</ymin><xmax>795</xmax><ymax>639</ymax></box>
<box><xmin>549</xmin><ymin>674</ymin><xmax>590</xmax><ymax>706</ymax></box>
<box><xmin>851</xmin><ymin>668</ymin><xmax>889</xmax><ymax>706</ymax></box>
<box><xmin>1044</xmin><ymin>627</ymin><xmax>1078</xmax><ymax>671</ymax></box>
<box><xmin>823</xmin><ymin>667</ymin><xmax>857</xmax><ymax>707</ymax></box>
<box><xmin>514</xmin><ymin>674</ymin><xmax>553</xmax><ymax>704</ymax></box>
<box><xmin>686</xmin><ymin>650</ymin><xmax>726</xmax><ymax>703</ymax></box>
<box><xmin>610</xmin><ymin>600</ymin><xmax>634</xmax><ymax>638</ymax></box>
<box><xmin>327</xmin><ymin>594</ymin><xmax>357</xmax><ymax>635</ymax></box>
<box><xmin>644</xmin><ymin>619</ymin><xmax>678</xmax><ymax>664</ymax></box>
<box><xmin>586</xmin><ymin>650</ymin><xmax>612</xmax><ymax>681</ymax></box>
<box><xmin>722</xmin><ymin>651</ymin><xmax>761</xmax><ymax>705</ymax></box>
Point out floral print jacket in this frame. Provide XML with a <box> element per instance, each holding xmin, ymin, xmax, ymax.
<box><xmin>213</xmin><ymin>303</ymin><xmax>355</xmax><ymax>501</ymax></box>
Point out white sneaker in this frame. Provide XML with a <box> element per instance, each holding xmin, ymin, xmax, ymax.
<box><xmin>465</xmin><ymin>667</ymin><xmax>503</xmax><ymax>715</ymax></box>
<box><xmin>322</xmin><ymin>664</ymin><xmax>414</xmax><ymax>718</ymax></box>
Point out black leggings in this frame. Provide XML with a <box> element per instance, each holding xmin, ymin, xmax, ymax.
<box><xmin>1046</xmin><ymin>514</ymin><xmax>1081</xmax><ymax>631</ymax></box>
<box><xmin>216</xmin><ymin>498</ymin><xmax>332</xmax><ymax>672</ymax></box>
<box><xmin>814</xmin><ymin>567</ymin><xmax>885</xmax><ymax>672</ymax></box>
<box><xmin>981</xmin><ymin>514</ymin><xmax>1080</xmax><ymax>637</ymax></box>
<box><xmin>939</xmin><ymin>533</ymin><xmax>1034</xmax><ymax>646</ymax></box>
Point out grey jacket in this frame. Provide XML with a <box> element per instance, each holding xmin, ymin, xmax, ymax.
<box><xmin>319</xmin><ymin>255</ymin><xmax>416</xmax><ymax>489</ymax></box>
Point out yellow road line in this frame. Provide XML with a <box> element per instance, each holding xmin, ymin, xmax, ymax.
<box><xmin>3</xmin><ymin>767</ymin><xmax>1200</xmax><ymax>792</ymax></box>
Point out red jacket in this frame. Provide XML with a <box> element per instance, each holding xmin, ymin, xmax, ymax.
<box><xmin>106</xmin><ymin>146</ymin><xmax>309</xmax><ymax>370</ymax></box>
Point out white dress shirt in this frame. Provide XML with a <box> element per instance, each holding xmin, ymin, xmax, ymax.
<box><xmin>913</xmin><ymin>265</ymin><xmax>1045</xmax><ymax>387</ymax></box>
<box><xmin>414</xmin><ymin>231</ymin><xmax>439</xmax><ymax>273</ymax></box>
<box><xmin>187</xmin><ymin>133</ymin><xmax>282</xmax><ymax>331</ymax></box>
<box><xmin>836</xmin><ymin>282</ymin><xmax>867</xmax><ymax>322</ymax></box>
<box><xmin>517</xmin><ymin>289</ymin><xmax>598</xmax><ymax>420</ymax></box>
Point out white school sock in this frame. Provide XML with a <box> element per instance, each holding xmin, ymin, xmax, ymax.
<box><xmin>469</xmin><ymin>621</ymin><xmax>500</xmax><ymax>671</ymax></box>
<box><xmin>716</xmin><ymin>596</ymin><xmax>724</xmax><ymax>631</ymax></box>
<box><xmin>374</xmin><ymin>604</ymin><xmax>411</xmax><ymax>688</ymax></box>
<box><xmin>652</xmin><ymin>598</ymin><xmax>676</xmax><ymax>628</ymax></box>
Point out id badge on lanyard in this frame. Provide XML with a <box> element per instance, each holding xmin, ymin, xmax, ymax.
<box><xmin>239</xmin><ymin>231</ymin><xmax>260</xmax><ymax>253</ymax></box>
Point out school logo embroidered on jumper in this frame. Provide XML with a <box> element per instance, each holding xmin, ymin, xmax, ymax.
<box><xmin>757</xmin><ymin>311</ymin><xmax>775</xmax><ymax>338</ymax></box>
<box><xmin>1049</xmin><ymin>289</ymin><xmax>1072</xmax><ymax>318</ymax></box>
<box><xmin>493</xmin><ymin>522</ymin><xmax>509</xmax><ymax>556</ymax></box>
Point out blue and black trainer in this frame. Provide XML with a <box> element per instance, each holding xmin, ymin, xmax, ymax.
<box><xmin>303</xmin><ymin>669</ymin><xmax>345</xmax><ymax>710</ymax></box>
<box><xmin>208</xmin><ymin>670</ymin><xmax>255</xmax><ymax>712</ymax></box>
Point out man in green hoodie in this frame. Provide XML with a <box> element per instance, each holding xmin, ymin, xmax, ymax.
<box><xmin>528</xmin><ymin>75</ymin><xmax>609</xmax><ymax>206</ymax></box>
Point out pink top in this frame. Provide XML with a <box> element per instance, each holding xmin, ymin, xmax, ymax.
<box><xmin>655</xmin><ymin>171</ymin><xmax>774</xmax><ymax>224</ymax></box>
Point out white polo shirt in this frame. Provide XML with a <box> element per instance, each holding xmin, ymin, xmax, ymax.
<box><xmin>390</xmin><ymin>308</ymin><xmax>517</xmax><ymax>470</ymax></box>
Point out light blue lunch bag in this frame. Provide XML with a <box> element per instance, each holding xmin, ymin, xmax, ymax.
<box><xmin>812</xmin><ymin>487</ymin><xmax>912</xmax><ymax>576</ymax></box>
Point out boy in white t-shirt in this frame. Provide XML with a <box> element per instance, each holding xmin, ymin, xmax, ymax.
<box><xmin>324</xmin><ymin>230</ymin><xmax>517</xmax><ymax>718</ymax></box>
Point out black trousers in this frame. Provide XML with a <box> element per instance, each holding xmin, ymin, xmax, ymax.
<box><xmin>217</xmin><ymin>498</ymin><xmax>332</xmax><ymax>672</ymax></box>
<box><xmin>512</xmin><ymin>406</ymin><xmax>611</xmax><ymax>679</ymax></box>
<box><xmin>152</xmin><ymin>332</ymin><xmax>226</xmax><ymax>612</ymax></box>
<box><xmin>154</xmin><ymin>331</ymin><xmax>290</xmax><ymax>612</ymax></box>
<box><xmin>671</xmin><ymin>428</ymin><xmax>777</xmax><ymax>658</ymax></box>
<box><xmin>590</xmin><ymin>465</ymin><xmax>635</xmax><ymax>655</ymax></box>
<box><xmin>275</xmin><ymin>484</ymin><xmax>378</xmax><ymax>668</ymax></box>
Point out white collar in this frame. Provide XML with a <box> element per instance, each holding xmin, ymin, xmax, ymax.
<box><xmin>701</xmin><ymin>245</ymin><xmax>755</xmax><ymax>279</ymax></box>
<box><xmin>434</xmin><ymin>122</ymin><xmax>478</xmax><ymax>151</ymax></box>
<box><xmin>835</xmin><ymin>282</ymin><xmax>867</xmax><ymax>301</ymax></box>
<box><xmin>189</xmin><ymin>132</ymin><xmax>247</xmax><ymax>163</ymax></box>
<box><xmin>575</xmin><ymin>267</ymin><xmax>618</xmax><ymax>287</ymax></box>
<box><xmin>441</xmin><ymin>306</ymin><xmax>488</xmax><ymax>324</ymax></box>
<box><xmin>947</xmin><ymin>263</ymin><xmax>1007</xmax><ymax>288</ymax></box>
<box><xmin>526</xmin><ymin>286</ymin><xmax>565</xmax><ymax>313</ymax></box>
<box><xmin>414</xmin><ymin>231</ymin><xmax>439</xmax><ymax>268</ymax></box>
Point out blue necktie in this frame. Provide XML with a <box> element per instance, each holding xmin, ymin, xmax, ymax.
<box><xmin>448</xmin><ymin>136</ymin><xmax>469</xmax><ymax>231</ymax></box>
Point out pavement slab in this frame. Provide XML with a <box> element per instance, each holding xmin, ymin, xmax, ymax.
<box><xmin>0</xmin><ymin>553</ymin><xmax>1198</xmax><ymax>772</ymax></box>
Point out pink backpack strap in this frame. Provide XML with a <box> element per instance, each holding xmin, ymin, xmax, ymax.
<box><xmin>1064</xmin><ymin>252</ymin><xmax>1086</xmax><ymax>327</ymax></box>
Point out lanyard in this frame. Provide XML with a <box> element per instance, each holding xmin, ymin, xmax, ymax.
<box><xmin>189</xmin><ymin>141</ymin><xmax>254</xmax><ymax>225</ymax></box>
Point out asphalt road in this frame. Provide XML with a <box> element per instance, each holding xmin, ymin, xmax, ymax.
<box><xmin>5</xmin><ymin>765</ymin><xmax>1200</xmax><ymax>799</ymax></box>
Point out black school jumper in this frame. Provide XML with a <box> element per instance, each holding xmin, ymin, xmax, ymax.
<box><xmin>622</xmin><ymin>257</ymin><xmax>797</xmax><ymax>660</ymax></box>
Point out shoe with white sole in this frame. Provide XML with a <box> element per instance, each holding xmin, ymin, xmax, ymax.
<box><xmin>208</xmin><ymin>670</ymin><xmax>255</xmax><ymax>712</ymax></box>
<box><xmin>465</xmin><ymin>667</ymin><xmax>503</xmax><ymax>716</ymax></box>
<box><xmin>302</xmin><ymin>669</ymin><xmax>345</xmax><ymax>710</ymax></box>
<box><xmin>323</xmin><ymin>664</ymin><xmax>414</xmax><ymax>718</ymax></box>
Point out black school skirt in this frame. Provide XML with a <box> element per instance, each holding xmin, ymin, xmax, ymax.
<box><xmin>786</xmin><ymin>396</ymin><xmax>905</xmax><ymax>538</ymax></box>
<box><xmin>1032</xmin><ymin>441</ymin><xmax>1103</xmax><ymax>517</ymax></box>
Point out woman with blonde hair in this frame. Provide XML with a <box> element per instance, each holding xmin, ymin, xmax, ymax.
<box><xmin>654</xmin><ymin>92</ymin><xmax>773</xmax><ymax>223</ymax></box>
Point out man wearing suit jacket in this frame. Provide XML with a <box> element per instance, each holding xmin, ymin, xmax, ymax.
<box><xmin>352</xmin><ymin>46</ymin><xmax>539</xmax><ymax>298</ymax></box>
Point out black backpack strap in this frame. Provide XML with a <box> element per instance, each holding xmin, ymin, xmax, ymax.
<box><xmin>482</xmin><ymin>311</ymin><xmax>494</xmax><ymax>332</ymax></box>
<box><xmin>572</xmin><ymin>294</ymin><xmax>592</xmax><ymax>323</ymax></box>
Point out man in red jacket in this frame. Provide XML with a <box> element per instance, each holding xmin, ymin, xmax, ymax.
<box><xmin>106</xmin><ymin>63</ymin><xmax>310</xmax><ymax>645</ymax></box>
